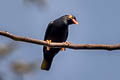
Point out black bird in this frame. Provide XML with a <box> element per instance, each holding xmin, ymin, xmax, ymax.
<box><xmin>41</xmin><ymin>15</ymin><xmax>78</xmax><ymax>71</ymax></box>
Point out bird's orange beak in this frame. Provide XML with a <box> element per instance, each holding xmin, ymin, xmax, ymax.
<box><xmin>72</xmin><ymin>19</ymin><xmax>78</xmax><ymax>24</ymax></box>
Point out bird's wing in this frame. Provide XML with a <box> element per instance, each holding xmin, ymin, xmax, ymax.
<box><xmin>65</xmin><ymin>30</ymin><xmax>68</xmax><ymax>41</ymax></box>
<box><xmin>44</xmin><ymin>21</ymin><xmax>53</xmax><ymax>40</ymax></box>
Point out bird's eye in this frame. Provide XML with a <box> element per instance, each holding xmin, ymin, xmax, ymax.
<box><xmin>74</xmin><ymin>17</ymin><xmax>76</xmax><ymax>20</ymax></box>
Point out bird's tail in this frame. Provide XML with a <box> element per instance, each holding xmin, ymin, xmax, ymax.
<box><xmin>41</xmin><ymin>58</ymin><xmax>53</xmax><ymax>71</ymax></box>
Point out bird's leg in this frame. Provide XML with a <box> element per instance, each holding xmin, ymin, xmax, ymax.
<box><xmin>46</xmin><ymin>40</ymin><xmax>52</xmax><ymax>51</ymax></box>
<box><xmin>61</xmin><ymin>41</ymin><xmax>71</xmax><ymax>51</ymax></box>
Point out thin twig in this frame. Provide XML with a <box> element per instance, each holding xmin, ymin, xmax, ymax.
<box><xmin>0</xmin><ymin>31</ymin><xmax>120</xmax><ymax>51</ymax></box>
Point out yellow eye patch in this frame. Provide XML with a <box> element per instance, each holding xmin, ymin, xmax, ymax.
<box><xmin>68</xmin><ymin>15</ymin><xmax>73</xmax><ymax>19</ymax></box>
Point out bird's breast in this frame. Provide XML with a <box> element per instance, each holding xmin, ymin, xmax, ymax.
<box><xmin>48</xmin><ymin>27</ymin><xmax>68</xmax><ymax>42</ymax></box>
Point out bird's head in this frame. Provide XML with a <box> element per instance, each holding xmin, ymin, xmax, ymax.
<box><xmin>64</xmin><ymin>14</ymin><xmax>78</xmax><ymax>25</ymax></box>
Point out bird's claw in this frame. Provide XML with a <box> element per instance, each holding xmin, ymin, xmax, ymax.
<box><xmin>65</xmin><ymin>41</ymin><xmax>71</xmax><ymax>46</ymax></box>
<box><xmin>46</xmin><ymin>40</ymin><xmax>52</xmax><ymax>51</ymax></box>
<box><xmin>61</xmin><ymin>41</ymin><xmax>71</xmax><ymax>51</ymax></box>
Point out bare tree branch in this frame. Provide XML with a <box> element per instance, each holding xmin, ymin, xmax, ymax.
<box><xmin>0</xmin><ymin>31</ymin><xmax>120</xmax><ymax>51</ymax></box>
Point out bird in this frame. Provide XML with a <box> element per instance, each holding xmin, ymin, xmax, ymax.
<box><xmin>41</xmin><ymin>14</ymin><xmax>78</xmax><ymax>71</ymax></box>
